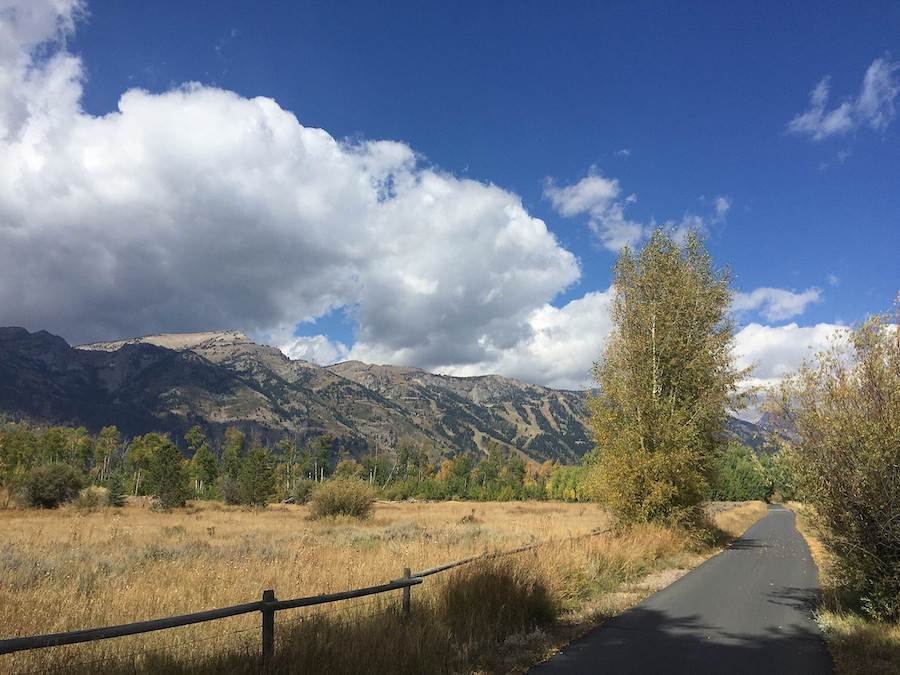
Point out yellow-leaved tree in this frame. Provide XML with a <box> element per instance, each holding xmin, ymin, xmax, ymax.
<box><xmin>585</xmin><ymin>229</ymin><xmax>744</xmax><ymax>527</ymax></box>
<box><xmin>772</xmin><ymin>307</ymin><xmax>900</xmax><ymax>620</ymax></box>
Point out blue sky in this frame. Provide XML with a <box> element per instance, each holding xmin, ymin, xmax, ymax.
<box><xmin>1</xmin><ymin>0</ymin><xmax>898</xmax><ymax>394</ymax></box>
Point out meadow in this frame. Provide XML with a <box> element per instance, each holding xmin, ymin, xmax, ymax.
<box><xmin>0</xmin><ymin>499</ymin><xmax>766</xmax><ymax>674</ymax></box>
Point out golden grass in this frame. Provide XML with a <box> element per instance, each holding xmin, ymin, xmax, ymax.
<box><xmin>0</xmin><ymin>499</ymin><xmax>766</xmax><ymax>674</ymax></box>
<box><xmin>788</xmin><ymin>502</ymin><xmax>900</xmax><ymax>675</ymax></box>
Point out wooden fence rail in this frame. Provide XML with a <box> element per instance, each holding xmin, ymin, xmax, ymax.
<box><xmin>0</xmin><ymin>527</ymin><xmax>609</xmax><ymax>664</ymax></box>
<box><xmin>0</xmin><ymin>577</ymin><xmax>422</xmax><ymax>660</ymax></box>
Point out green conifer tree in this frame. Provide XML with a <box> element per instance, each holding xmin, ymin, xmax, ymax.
<box><xmin>238</xmin><ymin>447</ymin><xmax>275</xmax><ymax>506</ymax></box>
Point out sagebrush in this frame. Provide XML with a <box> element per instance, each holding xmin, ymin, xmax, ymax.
<box><xmin>309</xmin><ymin>479</ymin><xmax>376</xmax><ymax>518</ymax></box>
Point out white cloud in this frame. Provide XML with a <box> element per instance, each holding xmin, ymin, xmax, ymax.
<box><xmin>732</xmin><ymin>287</ymin><xmax>822</xmax><ymax>322</ymax></box>
<box><xmin>544</xmin><ymin>173</ymin><xmax>620</xmax><ymax>218</ymax></box>
<box><xmin>545</xmin><ymin>171</ymin><xmax>729</xmax><ymax>253</ymax></box>
<box><xmin>544</xmin><ymin>172</ymin><xmax>646</xmax><ymax>251</ymax></box>
<box><xmin>434</xmin><ymin>289</ymin><xmax>615</xmax><ymax>390</ymax></box>
<box><xmin>732</xmin><ymin>322</ymin><xmax>843</xmax><ymax>390</ymax></box>
<box><xmin>0</xmin><ymin>1</ymin><xmax>854</xmax><ymax>400</ymax></box>
<box><xmin>430</xmin><ymin>288</ymin><xmax>842</xmax><ymax>395</ymax></box>
<box><xmin>0</xmin><ymin>0</ymin><xmax>581</xmax><ymax>376</ymax></box>
<box><xmin>788</xmin><ymin>56</ymin><xmax>900</xmax><ymax>141</ymax></box>
<box><xmin>857</xmin><ymin>57</ymin><xmax>900</xmax><ymax>131</ymax></box>
<box><xmin>279</xmin><ymin>334</ymin><xmax>350</xmax><ymax>364</ymax></box>
<box><xmin>713</xmin><ymin>195</ymin><xmax>731</xmax><ymax>219</ymax></box>
<box><xmin>615</xmin><ymin>148</ymin><xmax>631</xmax><ymax>157</ymax></box>
<box><xmin>827</xmin><ymin>273</ymin><xmax>840</xmax><ymax>287</ymax></box>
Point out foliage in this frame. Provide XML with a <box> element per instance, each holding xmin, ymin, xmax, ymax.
<box><xmin>221</xmin><ymin>427</ymin><xmax>244</xmax><ymax>479</ymax></box>
<box><xmin>334</xmin><ymin>458</ymin><xmax>364</xmax><ymax>479</ymax></box>
<box><xmin>142</xmin><ymin>434</ymin><xmax>192</xmax><ymax>509</ymax></box>
<box><xmin>187</xmin><ymin>426</ymin><xmax>218</xmax><ymax>498</ymax></box>
<box><xmin>24</xmin><ymin>463</ymin><xmax>84</xmax><ymax>508</ymax></box>
<box><xmin>772</xmin><ymin>314</ymin><xmax>900</xmax><ymax>621</ymax></box>
<box><xmin>220</xmin><ymin>426</ymin><xmax>245</xmax><ymax>504</ymax></box>
<box><xmin>585</xmin><ymin>230</ymin><xmax>742</xmax><ymax>526</ymax></box>
<box><xmin>758</xmin><ymin>450</ymin><xmax>796</xmax><ymax>502</ymax></box>
<box><xmin>544</xmin><ymin>465</ymin><xmax>583</xmax><ymax>501</ymax></box>
<box><xmin>74</xmin><ymin>485</ymin><xmax>109</xmax><ymax>510</ymax></box>
<box><xmin>309</xmin><ymin>478</ymin><xmax>376</xmax><ymax>519</ymax></box>
<box><xmin>4</xmin><ymin>421</ymin><xmax>608</xmax><ymax>510</ymax></box>
<box><xmin>106</xmin><ymin>471</ymin><xmax>126</xmax><ymax>507</ymax></box>
<box><xmin>238</xmin><ymin>447</ymin><xmax>275</xmax><ymax>506</ymax></box>
<box><xmin>292</xmin><ymin>478</ymin><xmax>317</xmax><ymax>504</ymax></box>
<box><xmin>93</xmin><ymin>426</ymin><xmax>120</xmax><ymax>483</ymax></box>
<box><xmin>707</xmin><ymin>444</ymin><xmax>772</xmax><ymax>502</ymax></box>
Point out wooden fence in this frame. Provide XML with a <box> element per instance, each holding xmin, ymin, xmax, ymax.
<box><xmin>0</xmin><ymin>528</ymin><xmax>608</xmax><ymax>663</ymax></box>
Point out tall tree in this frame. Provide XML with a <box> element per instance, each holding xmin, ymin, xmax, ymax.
<box><xmin>94</xmin><ymin>426</ymin><xmax>120</xmax><ymax>484</ymax></box>
<box><xmin>221</xmin><ymin>427</ymin><xmax>245</xmax><ymax>479</ymax></box>
<box><xmin>126</xmin><ymin>435</ymin><xmax>156</xmax><ymax>495</ymax></box>
<box><xmin>144</xmin><ymin>435</ymin><xmax>192</xmax><ymax>508</ymax></box>
<box><xmin>238</xmin><ymin>447</ymin><xmax>275</xmax><ymax>506</ymax></box>
<box><xmin>586</xmin><ymin>229</ymin><xmax>743</xmax><ymax>526</ymax></box>
<box><xmin>186</xmin><ymin>426</ymin><xmax>217</xmax><ymax>497</ymax></box>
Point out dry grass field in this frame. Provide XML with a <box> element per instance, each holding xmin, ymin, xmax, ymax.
<box><xmin>0</xmin><ymin>499</ymin><xmax>766</xmax><ymax>674</ymax></box>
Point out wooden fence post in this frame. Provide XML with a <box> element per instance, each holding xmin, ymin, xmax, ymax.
<box><xmin>261</xmin><ymin>589</ymin><xmax>276</xmax><ymax>663</ymax></box>
<box><xmin>401</xmin><ymin>568</ymin><xmax>411</xmax><ymax>618</ymax></box>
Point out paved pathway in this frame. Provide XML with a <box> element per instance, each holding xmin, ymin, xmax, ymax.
<box><xmin>530</xmin><ymin>505</ymin><xmax>833</xmax><ymax>674</ymax></box>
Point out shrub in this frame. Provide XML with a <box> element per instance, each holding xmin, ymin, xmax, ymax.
<box><xmin>440</xmin><ymin>561</ymin><xmax>556</xmax><ymax>643</ymax></box>
<box><xmin>24</xmin><ymin>463</ymin><xmax>84</xmax><ymax>508</ymax></box>
<box><xmin>292</xmin><ymin>479</ymin><xmax>317</xmax><ymax>504</ymax></box>
<box><xmin>309</xmin><ymin>479</ymin><xmax>375</xmax><ymax>519</ymax></box>
<box><xmin>773</xmin><ymin>315</ymin><xmax>900</xmax><ymax>620</ymax></box>
<box><xmin>74</xmin><ymin>486</ymin><xmax>109</xmax><ymax>510</ymax></box>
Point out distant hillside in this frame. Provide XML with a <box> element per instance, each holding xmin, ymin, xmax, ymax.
<box><xmin>1</xmin><ymin>328</ymin><xmax>591</xmax><ymax>463</ymax></box>
<box><xmin>327</xmin><ymin>361</ymin><xmax>592</xmax><ymax>462</ymax></box>
<box><xmin>1</xmin><ymin>327</ymin><xmax>770</xmax><ymax>463</ymax></box>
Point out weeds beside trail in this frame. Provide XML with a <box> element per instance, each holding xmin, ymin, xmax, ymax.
<box><xmin>0</xmin><ymin>500</ymin><xmax>766</xmax><ymax>674</ymax></box>
<box><xmin>789</xmin><ymin>503</ymin><xmax>900</xmax><ymax>675</ymax></box>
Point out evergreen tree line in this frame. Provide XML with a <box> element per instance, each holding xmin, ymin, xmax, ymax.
<box><xmin>0</xmin><ymin>415</ymin><xmax>795</xmax><ymax>511</ymax></box>
<box><xmin>0</xmin><ymin>421</ymin><xmax>618</xmax><ymax>508</ymax></box>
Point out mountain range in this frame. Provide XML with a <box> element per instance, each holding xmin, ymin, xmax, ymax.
<box><xmin>0</xmin><ymin>327</ymin><xmax>769</xmax><ymax>463</ymax></box>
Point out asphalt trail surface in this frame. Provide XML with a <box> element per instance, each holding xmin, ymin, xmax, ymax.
<box><xmin>531</xmin><ymin>505</ymin><xmax>833</xmax><ymax>674</ymax></box>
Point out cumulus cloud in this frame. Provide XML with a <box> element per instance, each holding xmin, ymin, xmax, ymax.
<box><xmin>732</xmin><ymin>287</ymin><xmax>821</xmax><ymax>322</ymax></box>
<box><xmin>433</xmin><ymin>288</ymin><xmax>842</xmax><ymax>394</ymax></box>
<box><xmin>544</xmin><ymin>172</ymin><xmax>644</xmax><ymax>250</ymax></box>
<box><xmin>788</xmin><ymin>56</ymin><xmax>900</xmax><ymax>141</ymax></box>
<box><xmin>732</xmin><ymin>322</ymin><xmax>843</xmax><ymax>390</ymax></box>
<box><xmin>0</xmin><ymin>1</ymin><xmax>856</xmax><ymax>398</ymax></box>
<box><xmin>0</xmin><ymin>0</ymin><xmax>581</xmax><ymax>376</ymax></box>
<box><xmin>544</xmin><ymin>173</ymin><xmax>620</xmax><ymax>218</ymax></box>
<box><xmin>434</xmin><ymin>289</ymin><xmax>615</xmax><ymax>390</ymax></box>
<box><xmin>279</xmin><ymin>334</ymin><xmax>350</xmax><ymax>364</ymax></box>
